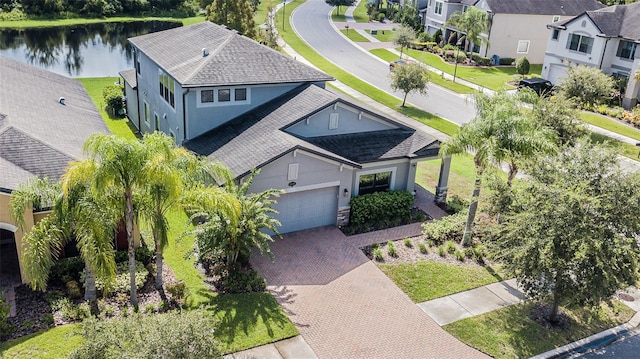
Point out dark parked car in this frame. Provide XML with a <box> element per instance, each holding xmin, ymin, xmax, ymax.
<box><xmin>517</xmin><ymin>78</ymin><xmax>554</xmax><ymax>96</ymax></box>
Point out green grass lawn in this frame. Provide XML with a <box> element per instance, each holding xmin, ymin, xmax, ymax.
<box><xmin>0</xmin><ymin>16</ymin><xmax>205</xmax><ymax>28</ymax></box>
<box><xmin>278</xmin><ymin>1</ymin><xmax>458</xmax><ymax>136</ymax></box>
<box><xmin>370</xmin><ymin>49</ymin><xmax>475</xmax><ymax>94</ymax></box>
<box><xmin>340</xmin><ymin>29</ymin><xmax>370</xmax><ymax>42</ymax></box>
<box><xmin>352</xmin><ymin>0</ymin><xmax>370</xmax><ymax>22</ymax></box>
<box><xmin>416</xmin><ymin>155</ymin><xmax>477</xmax><ymax>198</ymax></box>
<box><xmin>589</xmin><ymin>132</ymin><xmax>640</xmax><ymax>161</ymax></box>
<box><xmin>404</xmin><ymin>49</ymin><xmax>542</xmax><ymax>91</ymax></box>
<box><xmin>378</xmin><ymin>261</ymin><xmax>502</xmax><ymax>302</ymax></box>
<box><xmin>366</xmin><ymin>29</ymin><xmax>394</xmax><ymax>42</ymax></box>
<box><xmin>77</xmin><ymin>77</ymin><xmax>139</xmax><ymax>141</ymax></box>
<box><xmin>581</xmin><ymin>111</ymin><xmax>640</xmax><ymax>141</ymax></box>
<box><xmin>0</xmin><ymin>324</ymin><xmax>82</xmax><ymax>358</ymax></box>
<box><xmin>445</xmin><ymin>300</ymin><xmax>635</xmax><ymax>359</ymax></box>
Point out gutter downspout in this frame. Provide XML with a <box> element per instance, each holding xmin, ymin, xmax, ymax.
<box><xmin>599</xmin><ymin>37</ymin><xmax>610</xmax><ymax>70</ymax></box>
<box><xmin>182</xmin><ymin>89</ymin><xmax>189</xmax><ymax>145</ymax></box>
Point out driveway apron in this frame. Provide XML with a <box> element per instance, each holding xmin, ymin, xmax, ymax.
<box><xmin>251</xmin><ymin>226</ymin><xmax>488</xmax><ymax>358</ymax></box>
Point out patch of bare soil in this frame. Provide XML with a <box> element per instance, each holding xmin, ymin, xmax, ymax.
<box><xmin>2</xmin><ymin>263</ymin><xmax>181</xmax><ymax>342</ymax></box>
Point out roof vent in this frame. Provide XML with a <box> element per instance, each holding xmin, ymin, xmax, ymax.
<box><xmin>202</xmin><ymin>48</ymin><xmax>209</xmax><ymax>57</ymax></box>
<box><xmin>58</xmin><ymin>97</ymin><xmax>65</xmax><ymax>105</ymax></box>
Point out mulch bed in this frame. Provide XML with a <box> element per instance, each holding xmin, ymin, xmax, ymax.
<box><xmin>2</xmin><ymin>263</ymin><xmax>180</xmax><ymax>342</ymax></box>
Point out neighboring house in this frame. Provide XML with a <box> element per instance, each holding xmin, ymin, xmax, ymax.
<box><xmin>121</xmin><ymin>22</ymin><xmax>451</xmax><ymax>234</ymax></box>
<box><xmin>0</xmin><ymin>56</ymin><xmax>110</xmax><ymax>285</ymax></box>
<box><xmin>423</xmin><ymin>0</ymin><xmax>604</xmax><ymax>64</ymax></box>
<box><xmin>542</xmin><ymin>2</ymin><xmax>640</xmax><ymax>108</ymax></box>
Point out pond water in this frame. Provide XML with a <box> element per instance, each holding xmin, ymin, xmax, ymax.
<box><xmin>0</xmin><ymin>21</ymin><xmax>182</xmax><ymax>78</ymax></box>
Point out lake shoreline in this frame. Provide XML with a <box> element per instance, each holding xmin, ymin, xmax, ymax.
<box><xmin>0</xmin><ymin>15</ymin><xmax>205</xmax><ymax>29</ymax></box>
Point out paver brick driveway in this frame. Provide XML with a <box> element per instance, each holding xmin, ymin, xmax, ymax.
<box><xmin>251</xmin><ymin>226</ymin><xmax>488</xmax><ymax>359</ymax></box>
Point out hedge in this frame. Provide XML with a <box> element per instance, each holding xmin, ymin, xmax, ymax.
<box><xmin>349</xmin><ymin>190</ymin><xmax>414</xmax><ymax>233</ymax></box>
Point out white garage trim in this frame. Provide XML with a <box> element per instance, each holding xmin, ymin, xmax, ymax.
<box><xmin>282</xmin><ymin>181</ymin><xmax>341</xmax><ymax>194</ymax></box>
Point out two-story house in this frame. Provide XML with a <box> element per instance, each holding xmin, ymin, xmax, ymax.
<box><xmin>423</xmin><ymin>0</ymin><xmax>604</xmax><ymax>64</ymax></box>
<box><xmin>120</xmin><ymin>22</ymin><xmax>451</xmax><ymax>234</ymax></box>
<box><xmin>0</xmin><ymin>56</ymin><xmax>111</xmax><ymax>285</ymax></box>
<box><xmin>542</xmin><ymin>2</ymin><xmax>640</xmax><ymax>108</ymax></box>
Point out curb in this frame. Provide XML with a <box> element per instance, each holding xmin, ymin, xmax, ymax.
<box><xmin>530</xmin><ymin>311</ymin><xmax>640</xmax><ymax>358</ymax></box>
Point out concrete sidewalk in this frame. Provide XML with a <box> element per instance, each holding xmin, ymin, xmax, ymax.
<box><xmin>225</xmin><ymin>336</ymin><xmax>317</xmax><ymax>359</ymax></box>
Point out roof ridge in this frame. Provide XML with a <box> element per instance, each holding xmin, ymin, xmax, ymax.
<box><xmin>183</xmin><ymin>27</ymin><xmax>235</xmax><ymax>85</ymax></box>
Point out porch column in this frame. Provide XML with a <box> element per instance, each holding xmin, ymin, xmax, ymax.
<box><xmin>435</xmin><ymin>156</ymin><xmax>451</xmax><ymax>205</ymax></box>
<box><xmin>623</xmin><ymin>63</ymin><xmax>640</xmax><ymax>109</ymax></box>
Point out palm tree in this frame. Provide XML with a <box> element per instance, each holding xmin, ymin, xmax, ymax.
<box><xmin>80</xmin><ymin>133</ymin><xmax>149</xmax><ymax>306</ymax></box>
<box><xmin>440</xmin><ymin>90</ymin><xmax>556</xmax><ymax>246</ymax></box>
<box><xmin>185</xmin><ymin>170</ymin><xmax>279</xmax><ymax>267</ymax></box>
<box><xmin>9</xmin><ymin>176</ymin><xmax>117</xmax><ymax>301</ymax></box>
<box><xmin>445</xmin><ymin>7</ymin><xmax>490</xmax><ymax>56</ymax></box>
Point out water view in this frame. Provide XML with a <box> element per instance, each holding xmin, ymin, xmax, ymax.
<box><xmin>0</xmin><ymin>21</ymin><xmax>181</xmax><ymax>78</ymax></box>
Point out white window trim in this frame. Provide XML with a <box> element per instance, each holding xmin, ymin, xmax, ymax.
<box><xmin>354</xmin><ymin>167</ymin><xmax>397</xmax><ymax>196</ymax></box>
<box><xmin>287</xmin><ymin>163</ymin><xmax>299</xmax><ymax>181</ymax></box>
<box><xmin>196</xmin><ymin>86</ymin><xmax>251</xmax><ymax>107</ymax></box>
<box><xmin>143</xmin><ymin>101</ymin><xmax>150</xmax><ymax>126</ymax></box>
<box><xmin>434</xmin><ymin>1</ymin><xmax>443</xmax><ymax>16</ymax></box>
<box><xmin>551</xmin><ymin>29</ymin><xmax>560</xmax><ymax>41</ymax></box>
<box><xmin>552</xmin><ymin>15</ymin><xmax>560</xmax><ymax>23</ymax></box>
<box><xmin>154</xmin><ymin>112</ymin><xmax>160</xmax><ymax>131</ymax></box>
<box><xmin>516</xmin><ymin>40</ymin><xmax>530</xmax><ymax>54</ymax></box>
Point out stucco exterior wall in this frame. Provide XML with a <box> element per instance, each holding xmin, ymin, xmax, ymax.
<box><xmin>0</xmin><ymin>192</ymin><xmax>26</xmax><ymax>283</ymax></box>
<box><xmin>286</xmin><ymin>103</ymin><xmax>397</xmax><ymax>137</ymax></box>
<box><xmin>123</xmin><ymin>82</ymin><xmax>140</xmax><ymax>131</ymax></box>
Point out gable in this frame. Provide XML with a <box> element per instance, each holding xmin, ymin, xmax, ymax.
<box><xmin>285</xmin><ymin>102</ymin><xmax>398</xmax><ymax>138</ymax></box>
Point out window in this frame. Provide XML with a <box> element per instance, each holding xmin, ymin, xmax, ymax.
<box><xmin>567</xmin><ymin>34</ymin><xmax>593</xmax><ymax>54</ymax></box>
<box><xmin>135</xmin><ymin>55</ymin><xmax>141</xmax><ymax>75</ymax></box>
<box><xmin>287</xmin><ymin>163</ymin><xmax>299</xmax><ymax>181</ymax></box>
<box><xmin>329</xmin><ymin>113</ymin><xmax>339</xmax><ymax>129</ymax></box>
<box><xmin>434</xmin><ymin>1</ymin><xmax>443</xmax><ymax>15</ymax></box>
<box><xmin>158</xmin><ymin>70</ymin><xmax>175</xmax><ymax>108</ymax></box>
<box><xmin>552</xmin><ymin>16</ymin><xmax>560</xmax><ymax>23</ymax></box>
<box><xmin>154</xmin><ymin>113</ymin><xmax>160</xmax><ymax>131</ymax></box>
<box><xmin>201</xmin><ymin>90</ymin><xmax>214</xmax><ymax>103</ymax></box>
<box><xmin>552</xmin><ymin>29</ymin><xmax>559</xmax><ymax>40</ymax></box>
<box><xmin>358</xmin><ymin>171</ymin><xmax>392</xmax><ymax>195</ymax></box>
<box><xmin>235</xmin><ymin>88</ymin><xmax>247</xmax><ymax>101</ymax></box>
<box><xmin>218</xmin><ymin>89</ymin><xmax>231</xmax><ymax>102</ymax></box>
<box><xmin>144</xmin><ymin>102</ymin><xmax>150</xmax><ymax>125</ymax></box>
<box><xmin>517</xmin><ymin>40</ymin><xmax>530</xmax><ymax>54</ymax></box>
<box><xmin>616</xmin><ymin>40</ymin><xmax>637</xmax><ymax>60</ymax></box>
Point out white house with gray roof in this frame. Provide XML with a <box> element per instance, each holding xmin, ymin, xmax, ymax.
<box><xmin>423</xmin><ymin>0</ymin><xmax>604</xmax><ymax>63</ymax></box>
<box><xmin>542</xmin><ymin>2</ymin><xmax>640</xmax><ymax>108</ymax></box>
<box><xmin>0</xmin><ymin>56</ymin><xmax>109</xmax><ymax>284</ymax></box>
<box><xmin>121</xmin><ymin>22</ymin><xmax>450</xmax><ymax>234</ymax></box>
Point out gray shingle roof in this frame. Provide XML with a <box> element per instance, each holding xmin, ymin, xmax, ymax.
<box><xmin>184</xmin><ymin>84</ymin><xmax>439</xmax><ymax>178</ymax></box>
<box><xmin>129</xmin><ymin>22</ymin><xmax>334</xmax><ymax>87</ymax></box>
<box><xmin>485</xmin><ymin>0</ymin><xmax>604</xmax><ymax>15</ymax></box>
<box><xmin>305</xmin><ymin>130</ymin><xmax>439</xmax><ymax>163</ymax></box>
<box><xmin>554</xmin><ymin>2</ymin><xmax>640</xmax><ymax>40</ymax></box>
<box><xmin>0</xmin><ymin>56</ymin><xmax>109</xmax><ymax>190</ymax></box>
<box><xmin>119</xmin><ymin>68</ymin><xmax>137</xmax><ymax>89</ymax></box>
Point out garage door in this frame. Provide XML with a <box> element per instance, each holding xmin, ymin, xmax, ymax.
<box><xmin>272</xmin><ymin>186</ymin><xmax>339</xmax><ymax>234</ymax></box>
<box><xmin>547</xmin><ymin>64</ymin><xmax>567</xmax><ymax>86</ymax></box>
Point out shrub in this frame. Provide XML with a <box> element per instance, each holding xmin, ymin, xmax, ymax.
<box><xmin>349</xmin><ymin>191</ymin><xmax>414</xmax><ymax>233</ymax></box>
<box><xmin>434</xmin><ymin>28</ymin><xmax>443</xmax><ymax>44</ymax></box>
<box><xmin>42</xmin><ymin>313</ymin><xmax>55</xmax><ymax>325</ymax></box>
<box><xmin>403</xmin><ymin>238</ymin><xmax>413</xmax><ymax>248</ymax></box>
<box><xmin>454</xmin><ymin>249</ymin><xmax>465</xmax><ymax>261</ymax></box>
<box><xmin>68</xmin><ymin>309</ymin><xmax>221</xmax><ymax>359</ymax></box>
<box><xmin>516</xmin><ymin>57</ymin><xmax>530</xmax><ymax>77</ymax></box>
<box><xmin>474</xmin><ymin>246</ymin><xmax>485</xmax><ymax>264</ymax></box>
<box><xmin>377</xmin><ymin>12</ymin><xmax>385</xmax><ymax>22</ymax></box>
<box><xmin>54</xmin><ymin>298</ymin><xmax>91</xmax><ymax>322</ymax></box>
<box><xmin>499</xmin><ymin>57</ymin><xmax>515</xmax><ymax>65</ymax></box>
<box><xmin>102</xmin><ymin>85</ymin><xmax>124</xmax><ymax>114</ymax></box>
<box><xmin>387</xmin><ymin>241</ymin><xmax>398</xmax><ymax>257</ymax></box>
<box><xmin>455</xmin><ymin>51</ymin><xmax>467</xmax><ymax>63</ymax></box>
<box><xmin>421</xmin><ymin>210</ymin><xmax>466</xmax><ymax>244</ymax></box>
<box><xmin>0</xmin><ymin>293</ymin><xmax>12</xmax><ymax>337</ymax></box>
<box><xmin>418</xmin><ymin>243</ymin><xmax>428</xmax><ymax>254</ymax></box>
<box><xmin>445</xmin><ymin>240</ymin><xmax>457</xmax><ymax>254</ymax></box>
<box><xmin>438</xmin><ymin>246</ymin><xmax>446</xmax><ymax>257</ymax></box>
<box><xmin>144</xmin><ymin>304</ymin><xmax>156</xmax><ymax>314</ymax></box>
<box><xmin>441</xmin><ymin>43</ymin><xmax>456</xmax><ymax>52</ymax></box>
<box><xmin>445</xmin><ymin>195</ymin><xmax>468</xmax><ymax>214</ymax></box>
<box><xmin>66</xmin><ymin>280</ymin><xmax>83</xmax><ymax>299</ymax></box>
<box><xmin>471</xmin><ymin>54</ymin><xmax>491</xmax><ymax>66</ymax></box>
<box><xmin>217</xmin><ymin>264</ymin><xmax>266</xmax><ymax>294</ymax></box>
<box><xmin>557</xmin><ymin>65</ymin><xmax>616</xmax><ymax>107</ymax></box>
<box><xmin>49</xmin><ymin>256</ymin><xmax>84</xmax><ymax>286</ymax></box>
<box><xmin>84</xmin><ymin>261</ymin><xmax>148</xmax><ymax>295</ymax></box>
<box><xmin>114</xmin><ymin>250</ymin><xmax>128</xmax><ymax>263</ymax></box>
<box><xmin>373</xmin><ymin>248</ymin><xmax>384</xmax><ymax>261</ymax></box>
<box><xmin>431</xmin><ymin>45</ymin><xmax>442</xmax><ymax>54</ymax></box>
<box><xmin>135</xmin><ymin>246</ymin><xmax>154</xmax><ymax>265</ymax></box>
<box><xmin>464</xmin><ymin>247</ymin><xmax>475</xmax><ymax>259</ymax></box>
<box><xmin>166</xmin><ymin>281</ymin><xmax>186</xmax><ymax>303</ymax></box>
<box><xmin>418</xmin><ymin>32</ymin><xmax>432</xmax><ymax>42</ymax></box>
<box><xmin>427</xmin><ymin>239</ymin><xmax>435</xmax><ymax>247</ymax></box>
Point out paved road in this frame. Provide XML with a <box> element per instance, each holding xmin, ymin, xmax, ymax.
<box><xmin>573</xmin><ymin>329</ymin><xmax>640</xmax><ymax>358</ymax></box>
<box><xmin>290</xmin><ymin>0</ymin><xmax>476</xmax><ymax>125</ymax></box>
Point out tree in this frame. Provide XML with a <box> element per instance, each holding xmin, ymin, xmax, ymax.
<box><xmin>395</xmin><ymin>0</ymin><xmax>421</xmax><ymax>31</ymax></box>
<box><xmin>185</xmin><ymin>170</ymin><xmax>280</xmax><ymax>267</ymax></box>
<box><xmin>206</xmin><ymin>0</ymin><xmax>257</xmax><ymax>39</ymax></box>
<box><xmin>389</xmin><ymin>63</ymin><xmax>429</xmax><ymax>107</ymax></box>
<box><xmin>79</xmin><ymin>133</ymin><xmax>149</xmax><ymax>306</ymax></box>
<box><xmin>325</xmin><ymin>0</ymin><xmax>356</xmax><ymax>16</ymax></box>
<box><xmin>488</xmin><ymin>140</ymin><xmax>640</xmax><ymax>323</ymax></box>
<box><xmin>10</xmin><ymin>177</ymin><xmax>118</xmax><ymax>301</ymax></box>
<box><xmin>392</xmin><ymin>24</ymin><xmax>416</xmax><ymax>58</ymax></box>
<box><xmin>526</xmin><ymin>93</ymin><xmax>585</xmax><ymax>146</ymax></box>
<box><xmin>515</xmin><ymin>57</ymin><xmax>530</xmax><ymax>79</ymax></box>
<box><xmin>444</xmin><ymin>7</ymin><xmax>490</xmax><ymax>56</ymax></box>
<box><xmin>440</xmin><ymin>90</ymin><xmax>556</xmax><ymax>246</ymax></box>
<box><xmin>557</xmin><ymin>64</ymin><xmax>615</xmax><ymax>107</ymax></box>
